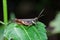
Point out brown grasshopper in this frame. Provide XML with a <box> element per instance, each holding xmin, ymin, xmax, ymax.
<box><xmin>14</xmin><ymin>9</ymin><xmax>45</xmax><ymax>26</ymax></box>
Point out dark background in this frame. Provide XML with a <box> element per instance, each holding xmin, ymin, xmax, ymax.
<box><xmin>0</xmin><ymin>0</ymin><xmax>60</xmax><ymax>40</ymax></box>
<box><xmin>0</xmin><ymin>0</ymin><xmax>57</xmax><ymax>26</ymax></box>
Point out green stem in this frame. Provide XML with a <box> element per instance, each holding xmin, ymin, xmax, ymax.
<box><xmin>3</xmin><ymin>0</ymin><xmax>8</xmax><ymax>24</ymax></box>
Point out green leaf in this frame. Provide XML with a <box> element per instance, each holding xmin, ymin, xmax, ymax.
<box><xmin>0</xmin><ymin>25</ymin><xmax>5</xmax><ymax>40</ymax></box>
<box><xmin>4</xmin><ymin>21</ymin><xmax>47</xmax><ymax>40</ymax></box>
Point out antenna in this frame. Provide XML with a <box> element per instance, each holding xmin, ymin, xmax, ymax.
<box><xmin>37</xmin><ymin>8</ymin><xmax>45</xmax><ymax>19</ymax></box>
<box><xmin>32</xmin><ymin>8</ymin><xmax>45</xmax><ymax>24</ymax></box>
<box><xmin>34</xmin><ymin>8</ymin><xmax>45</xmax><ymax>21</ymax></box>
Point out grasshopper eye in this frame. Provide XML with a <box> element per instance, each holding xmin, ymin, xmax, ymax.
<box><xmin>27</xmin><ymin>21</ymin><xmax>30</xmax><ymax>23</ymax></box>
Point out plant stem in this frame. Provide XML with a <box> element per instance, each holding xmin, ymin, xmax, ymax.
<box><xmin>3</xmin><ymin>0</ymin><xmax>8</xmax><ymax>24</ymax></box>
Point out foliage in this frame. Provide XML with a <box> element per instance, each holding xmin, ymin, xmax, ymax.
<box><xmin>49</xmin><ymin>11</ymin><xmax>60</xmax><ymax>34</ymax></box>
<box><xmin>3</xmin><ymin>21</ymin><xmax>47</xmax><ymax>40</ymax></box>
<box><xmin>0</xmin><ymin>21</ymin><xmax>47</xmax><ymax>40</ymax></box>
